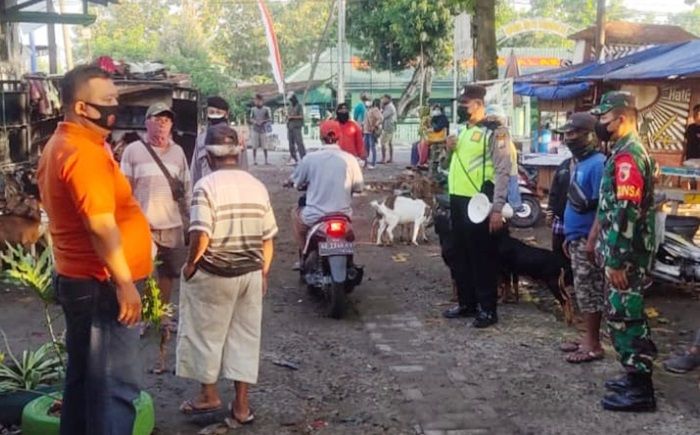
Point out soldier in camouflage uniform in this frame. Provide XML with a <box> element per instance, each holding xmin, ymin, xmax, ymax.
<box><xmin>591</xmin><ymin>91</ymin><xmax>658</xmax><ymax>412</ymax></box>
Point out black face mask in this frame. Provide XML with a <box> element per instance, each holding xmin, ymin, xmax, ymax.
<box><xmin>594</xmin><ymin>120</ymin><xmax>613</xmax><ymax>143</ymax></box>
<box><xmin>83</xmin><ymin>102</ymin><xmax>119</xmax><ymax>130</ymax></box>
<box><xmin>208</xmin><ymin>116</ymin><xmax>228</xmax><ymax>125</ymax></box>
<box><xmin>565</xmin><ymin>134</ymin><xmax>595</xmax><ymax>159</ymax></box>
<box><xmin>457</xmin><ymin>106</ymin><xmax>470</xmax><ymax>124</ymax></box>
<box><xmin>290</xmin><ymin>97</ymin><xmax>298</xmax><ymax>106</ymax></box>
<box><xmin>337</xmin><ymin>112</ymin><xmax>349</xmax><ymax>123</ymax></box>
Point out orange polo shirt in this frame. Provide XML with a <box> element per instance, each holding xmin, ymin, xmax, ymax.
<box><xmin>37</xmin><ymin>122</ymin><xmax>152</xmax><ymax>281</ymax></box>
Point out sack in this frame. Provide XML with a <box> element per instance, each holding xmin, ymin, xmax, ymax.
<box><xmin>142</xmin><ymin>142</ymin><xmax>190</xmax><ymax>243</ymax></box>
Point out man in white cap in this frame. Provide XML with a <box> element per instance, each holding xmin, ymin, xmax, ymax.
<box><xmin>176</xmin><ymin>123</ymin><xmax>277</xmax><ymax>424</ymax></box>
<box><xmin>286</xmin><ymin>92</ymin><xmax>306</xmax><ymax>165</ymax></box>
<box><xmin>121</xmin><ymin>102</ymin><xmax>191</xmax><ymax>342</ymax></box>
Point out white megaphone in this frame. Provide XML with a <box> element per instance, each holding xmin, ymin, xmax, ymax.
<box><xmin>467</xmin><ymin>193</ymin><xmax>514</xmax><ymax>224</ymax></box>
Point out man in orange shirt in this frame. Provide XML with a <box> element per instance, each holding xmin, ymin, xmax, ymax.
<box><xmin>37</xmin><ymin>65</ymin><xmax>152</xmax><ymax>435</ymax></box>
<box><xmin>335</xmin><ymin>103</ymin><xmax>365</xmax><ymax>159</ymax></box>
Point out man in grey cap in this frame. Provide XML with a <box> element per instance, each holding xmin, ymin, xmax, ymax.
<box><xmin>286</xmin><ymin>92</ymin><xmax>306</xmax><ymax>165</ymax></box>
<box><xmin>121</xmin><ymin>102</ymin><xmax>191</xmax><ymax>351</ymax></box>
<box><xmin>176</xmin><ymin>123</ymin><xmax>277</xmax><ymax>424</ymax></box>
<box><xmin>556</xmin><ymin>112</ymin><xmax>607</xmax><ymax>365</ymax></box>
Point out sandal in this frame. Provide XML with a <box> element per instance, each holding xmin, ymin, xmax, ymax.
<box><xmin>225</xmin><ymin>404</ymin><xmax>255</xmax><ymax>427</ymax></box>
<box><xmin>566</xmin><ymin>349</ymin><xmax>604</xmax><ymax>364</ymax></box>
<box><xmin>179</xmin><ymin>399</ymin><xmax>222</xmax><ymax>415</ymax></box>
<box><xmin>559</xmin><ymin>341</ymin><xmax>581</xmax><ymax>353</ymax></box>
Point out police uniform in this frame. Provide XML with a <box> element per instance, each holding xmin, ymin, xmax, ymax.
<box><xmin>592</xmin><ymin>91</ymin><xmax>658</xmax><ymax>412</ymax></box>
<box><xmin>445</xmin><ymin>85</ymin><xmax>512</xmax><ymax>327</ymax></box>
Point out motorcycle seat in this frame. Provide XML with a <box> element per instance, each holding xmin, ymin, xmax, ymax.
<box><xmin>314</xmin><ymin>214</ymin><xmax>352</xmax><ymax>225</ymax></box>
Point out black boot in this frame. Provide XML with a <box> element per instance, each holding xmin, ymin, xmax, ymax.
<box><xmin>604</xmin><ymin>374</ymin><xmax>633</xmax><ymax>393</ymax></box>
<box><xmin>472</xmin><ymin>311</ymin><xmax>498</xmax><ymax>328</ymax></box>
<box><xmin>601</xmin><ymin>374</ymin><xmax>656</xmax><ymax>412</ymax></box>
<box><xmin>442</xmin><ymin>305</ymin><xmax>478</xmax><ymax>319</ymax></box>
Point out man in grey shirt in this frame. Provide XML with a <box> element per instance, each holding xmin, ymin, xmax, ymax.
<box><xmin>380</xmin><ymin>94</ymin><xmax>397</xmax><ymax>164</ymax></box>
<box><xmin>286</xmin><ymin>92</ymin><xmax>306</xmax><ymax>165</ymax></box>
<box><xmin>249</xmin><ymin>93</ymin><xmax>272</xmax><ymax>165</ymax></box>
<box><xmin>287</xmin><ymin>120</ymin><xmax>363</xmax><ymax>260</ymax></box>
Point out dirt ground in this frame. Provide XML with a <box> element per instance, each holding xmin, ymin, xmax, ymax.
<box><xmin>1</xmin><ymin>149</ymin><xmax>698</xmax><ymax>435</ymax></box>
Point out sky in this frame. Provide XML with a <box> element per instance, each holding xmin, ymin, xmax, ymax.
<box><xmin>623</xmin><ymin>0</ymin><xmax>695</xmax><ymax>13</ymax></box>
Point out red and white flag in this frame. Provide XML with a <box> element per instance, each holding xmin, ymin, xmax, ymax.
<box><xmin>257</xmin><ymin>0</ymin><xmax>285</xmax><ymax>94</ymax></box>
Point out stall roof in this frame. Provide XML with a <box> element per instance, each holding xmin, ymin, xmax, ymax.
<box><xmin>514</xmin><ymin>82</ymin><xmax>592</xmax><ymax>100</ymax></box>
<box><xmin>516</xmin><ymin>42</ymin><xmax>685</xmax><ymax>85</ymax></box>
<box><xmin>595</xmin><ymin>40</ymin><xmax>700</xmax><ymax>81</ymax></box>
<box><xmin>568</xmin><ymin>21</ymin><xmax>696</xmax><ymax>45</ymax></box>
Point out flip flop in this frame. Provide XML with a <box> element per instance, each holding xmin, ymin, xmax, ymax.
<box><xmin>566</xmin><ymin>350</ymin><xmax>604</xmax><ymax>364</ymax></box>
<box><xmin>225</xmin><ymin>404</ymin><xmax>255</xmax><ymax>427</ymax></box>
<box><xmin>179</xmin><ymin>399</ymin><xmax>222</xmax><ymax>415</ymax></box>
<box><xmin>559</xmin><ymin>341</ymin><xmax>581</xmax><ymax>353</ymax></box>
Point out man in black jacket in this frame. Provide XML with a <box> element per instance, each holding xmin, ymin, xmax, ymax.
<box><xmin>547</xmin><ymin>158</ymin><xmax>573</xmax><ymax>282</ymax></box>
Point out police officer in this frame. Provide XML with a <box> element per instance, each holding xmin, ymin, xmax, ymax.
<box><xmin>591</xmin><ymin>91</ymin><xmax>658</xmax><ymax>412</ymax></box>
<box><xmin>442</xmin><ymin>85</ymin><xmax>511</xmax><ymax>328</ymax></box>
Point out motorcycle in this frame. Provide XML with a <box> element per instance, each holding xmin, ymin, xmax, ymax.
<box><xmin>510</xmin><ymin>165</ymin><xmax>542</xmax><ymax>228</ymax></box>
<box><xmin>286</xmin><ymin>184</ymin><xmax>364</xmax><ymax>318</ymax></box>
<box><xmin>651</xmin><ymin>213</ymin><xmax>700</xmax><ymax>286</ymax></box>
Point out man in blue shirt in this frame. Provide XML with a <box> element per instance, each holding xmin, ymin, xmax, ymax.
<box><xmin>353</xmin><ymin>92</ymin><xmax>369</xmax><ymax>124</ymax></box>
<box><xmin>559</xmin><ymin>112</ymin><xmax>607</xmax><ymax>364</ymax></box>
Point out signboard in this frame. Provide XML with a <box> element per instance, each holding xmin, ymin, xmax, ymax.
<box><xmin>624</xmin><ymin>84</ymin><xmax>691</xmax><ymax>152</ymax></box>
<box><xmin>454</xmin><ymin>13</ymin><xmax>472</xmax><ymax>61</ymax></box>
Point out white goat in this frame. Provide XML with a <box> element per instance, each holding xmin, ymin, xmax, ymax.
<box><xmin>370</xmin><ymin>196</ymin><xmax>429</xmax><ymax>246</ymax></box>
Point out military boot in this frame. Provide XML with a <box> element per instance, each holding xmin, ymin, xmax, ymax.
<box><xmin>604</xmin><ymin>374</ymin><xmax>633</xmax><ymax>393</ymax></box>
<box><xmin>601</xmin><ymin>373</ymin><xmax>656</xmax><ymax>412</ymax></box>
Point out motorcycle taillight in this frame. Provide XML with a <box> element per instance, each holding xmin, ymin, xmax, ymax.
<box><xmin>326</xmin><ymin>220</ymin><xmax>347</xmax><ymax>238</ymax></box>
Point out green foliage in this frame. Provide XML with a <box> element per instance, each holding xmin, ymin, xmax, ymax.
<box><xmin>1</xmin><ymin>243</ymin><xmax>54</xmax><ymax>304</ymax></box>
<box><xmin>671</xmin><ymin>6</ymin><xmax>700</xmax><ymax>33</ymax></box>
<box><xmin>347</xmin><ymin>0</ymin><xmax>460</xmax><ymax>70</ymax></box>
<box><xmin>0</xmin><ymin>333</ymin><xmax>64</xmax><ymax>394</ymax></box>
<box><xmin>141</xmin><ymin>277</ymin><xmax>174</xmax><ymax>329</ymax></box>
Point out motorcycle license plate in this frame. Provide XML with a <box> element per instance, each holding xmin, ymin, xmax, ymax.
<box><xmin>319</xmin><ymin>241</ymin><xmax>353</xmax><ymax>256</ymax></box>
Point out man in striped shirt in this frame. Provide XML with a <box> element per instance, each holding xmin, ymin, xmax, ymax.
<box><xmin>176</xmin><ymin>123</ymin><xmax>277</xmax><ymax>425</ymax></box>
<box><xmin>120</xmin><ymin>103</ymin><xmax>191</xmax><ymax>336</ymax></box>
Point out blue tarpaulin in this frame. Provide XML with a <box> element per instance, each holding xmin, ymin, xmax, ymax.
<box><xmin>598</xmin><ymin>40</ymin><xmax>700</xmax><ymax>81</ymax></box>
<box><xmin>512</xmin><ymin>42</ymin><xmax>692</xmax><ymax>100</ymax></box>
<box><xmin>514</xmin><ymin>82</ymin><xmax>592</xmax><ymax>100</ymax></box>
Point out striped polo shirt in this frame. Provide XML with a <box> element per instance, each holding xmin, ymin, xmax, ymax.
<box><xmin>190</xmin><ymin>168</ymin><xmax>278</xmax><ymax>277</ymax></box>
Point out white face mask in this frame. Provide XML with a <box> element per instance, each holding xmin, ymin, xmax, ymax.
<box><xmin>431</xmin><ymin>110</ymin><xmax>441</xmax><ymax>117</ymax></box>
<box><xmin>364</xmin><ymin>101</ymin><xmax>371</xmax><ymax>107</ymax></box>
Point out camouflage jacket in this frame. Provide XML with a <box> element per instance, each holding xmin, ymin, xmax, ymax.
<box><xmin>596</xmin><ymin>132</ymin><xmax>656</xmax><ymax>270</ymax></box>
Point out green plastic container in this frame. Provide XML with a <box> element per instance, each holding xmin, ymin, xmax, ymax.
<box><xmin>21</xmin><ymin>390</ymin><xmax>155</xmax><ymax>435</ymax></box>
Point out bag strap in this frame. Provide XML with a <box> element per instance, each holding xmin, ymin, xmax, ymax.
<box><xmin>141</xmin><ymin>141</ymin><xmax>181</xmax><ymax>199</ymax></box>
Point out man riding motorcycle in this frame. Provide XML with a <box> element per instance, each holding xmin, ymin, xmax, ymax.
<box><xmin>287</xmin><ymin>120</ymin><xmax>364</xmax><ymax>269</ymax></box>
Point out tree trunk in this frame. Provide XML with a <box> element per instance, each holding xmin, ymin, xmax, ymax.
<box><xmin>475</xmin><ymin>0</ymin><xmax>498</xmax><ymax>81</ymax></box>
<box><xmin>396</xmin><ymin>65</ymin><xmax>433</xmax><ymax>118</ymax></box>
<box><xmin>303</xmin><ymin>0</ymin><xmax>337</xmax><ymax>105</ymax></box>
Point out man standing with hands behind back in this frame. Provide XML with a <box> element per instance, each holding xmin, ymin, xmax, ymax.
<box><xmin>38</xmin><ymin>65</ymin><xmax>152</xmax><ymax>435</ymax></box>
<box><xmin>591</xmin><ymin>91</ymin><xmax>658</xmax><ymax>413</ymax></box>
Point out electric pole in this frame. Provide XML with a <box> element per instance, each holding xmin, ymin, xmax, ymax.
<box><xmin>595</xmin><ymin>0</ymin><xmax>606</xmax><ymax>61</ymax></box>
<box><xmin>337</xmin><ymin>0</ymin><xmax>345</xmax><ymax>105</ymax></box>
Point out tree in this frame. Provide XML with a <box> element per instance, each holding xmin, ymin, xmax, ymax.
<box><xmin>347</xmin><ymin>0</ymin><xmax>462</xmax><ymax>116</ymax></box>
<box><xmin>671</xmin><ymin>5</ymin><xmax>700</xmax><ymax>33</ymax></box>
<box><xmin>474</xmin><ymin>0</ymin><xmax>497</xmax><ymax>80</ymax></box>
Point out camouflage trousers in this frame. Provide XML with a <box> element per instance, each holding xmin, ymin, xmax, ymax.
<box><xmin>606</xmin><ymin>267</ymin><xmax>658</xmax><ymax>374</ymax></box>
<box><xmin>569</xmin><ymin>239</ymin><xmax>605</xmax><ymax>313</ymax></box>
<box><xmin>428</xmin><ymin>142</ymin><xmax>447</xmax><ymax>180</ymax></box>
